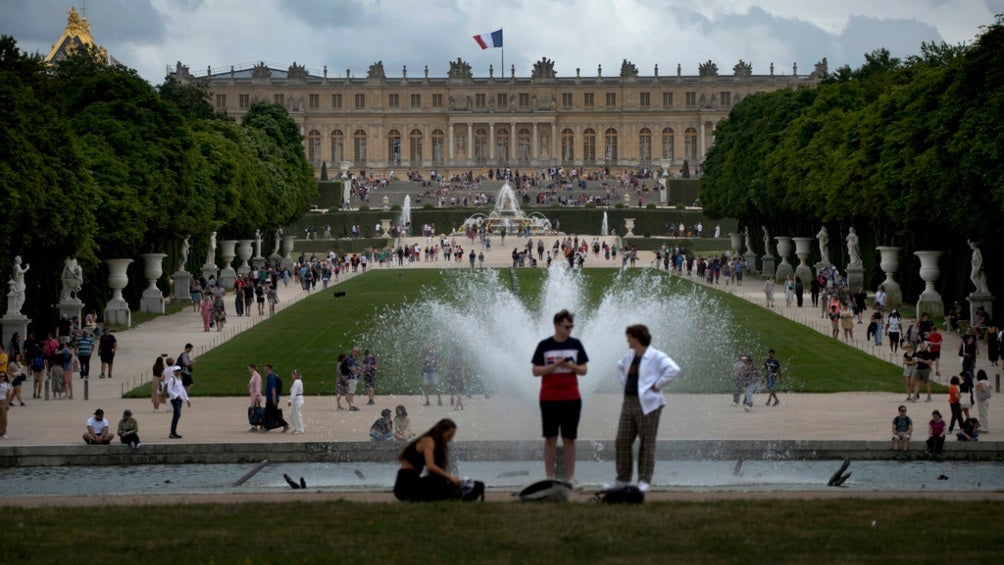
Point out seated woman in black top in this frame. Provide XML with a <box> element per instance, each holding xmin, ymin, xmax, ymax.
<box><xmin>394</xmin><ymin>418</ymin><xmax>461</xmax><ymax>502</ymax></box>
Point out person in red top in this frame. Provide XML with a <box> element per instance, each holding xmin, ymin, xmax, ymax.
<box><xmin>948</xmin><ymin>374</ymin><xmax>963</xmax><ymax>433</ymax></box>
<box><xmin>927</xmin><ymin>327</ymin><xmax>943</xmax><ymax>376</ymax></box>
<box><xmin>531</xmin><ymin>309</ymin><xmax>589</xmax><ymax>484</ymax></box>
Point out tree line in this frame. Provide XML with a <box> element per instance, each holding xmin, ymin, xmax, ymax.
<box><xmin>0</xmin><ymin>37</ymin><xmax>316</xmax><ymax>326</ymax></box>
<box><xmin>700</xmin><ymin>17</ymin><xmax>1004</xmax><ymax>305</ymax></box>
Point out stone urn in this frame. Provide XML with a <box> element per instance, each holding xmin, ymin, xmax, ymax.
<box><xmin>729</xmin><ymin>233</ymin><xmax>743</xmax><ymax>257</ymax></box>
<box><xmin>914</xmin><ymin>250</ymin><xmax>944</xmax><ymax>318</ymax></box>
<box><xmin>792</xmin><ymin>237</ymin><xmax>814</xmax><ymax>283</ymax></box>
<box><xmin>775</xmin><ymin>236</ymin><xmax>794</xmax><ymax>280</ymax></box>
<box><xmin>104</xmin><ymin>258</ymin><xmax>133</xmax><ymax>327</ymax></box>
<box><xmin>237</xmin><ymin>239</ymin><xmax>253</xmax><ymax>276</ymax></box>
<box><xmin>140</xmin><ymin>253</ymin><xmax>167</xmax><ymax>314</ymax></box>
<box><xmin>875</xmin><ymin>246</ymin><xmax>903</xmax><ymax>308</ymax></box>
<box><xmin>282</xmin><ymin>234</ymin><xmax>296</xmax><ymax>270</ymax></box>
<box><xmin>380</xmin><ymin>219</ymin><xmax>392</xmax><ymax>238</ymax></box>
<box><xmin>624</xmin><ymin>218</ymin><xmax>636</xmax><ymax>238</ymax></box>
<box><xmin>219</xmin><ymin>239</ymin><xmax>238</xmax><ymax>289</ymax></box>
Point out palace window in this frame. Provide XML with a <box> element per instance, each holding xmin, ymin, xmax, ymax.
<box><xmin>496</xmin><ymin>127</ymin><xmax>510</xmax><ymax>163</ymax></box>
<box><xmin>561</xmin><ymin>93</ymin><xmax>572</xmax><ymax>107</ymax></box>
<box><xmin>474</xmin><ymin>128</ymin><xmax>488</xmax><ymax>162</ymax></box>
<box><xmin>410</xmin><ymin>129</ymin><xmax>423</xmax><ymax>163</ymax></box>
<box><xmin>388</xmin><ymin>94</ymin><xmax>399</xmax><ymax>108</ymax></box>
<box><xmin>561</xmin><ymin>129</ymin><xmax>574</xmax><ymax>162</ymax></box>
<box><xmin>684</xmin><ymin>127</ymin><xmax>698</xmax><ymax>162</ymax></box>
<box><xmin>720</xmin><ymin>92</ymin><xmax>731</xmax><ymax>106</ymax></box>
<box><xmin>583</xmin><ymin>128</ymin><xmax>596</xmax><ymax>163</ymax></box>
<box><xmin>640</xmin><ymin>92</ymin><xmax>650</xmax><ymax>107</ymax></box>
<box><xmin>517</xmin><ymin>128</ymin><xmax>531</xmax><ymax>163</ymax></box>
<box><xmin>604</xmin><ymin>128</ymin><xmax>618</xmax><ymax>162</ymax></box>
<box><xmin>432</xmin><ymin>94</ymin><xmax>443</xmax><ymax>108</ymax></box>
<box><xmin>330</xmin><ymin>130</ymin><xmax>344</xmax><ymax>165</ymax></box>
<box><xmin>639</xmin><ymin>128</ymin><xmax>651</xmax><ymax>162</ymax></box>
<box><xmin>332</xmin><ymin>93</ymin><xmax>342</xmax><ymax>108</ymax></box>
<box><xmin>497</xmin><ymin>93</ymin><xmax>508</xmax><ymax>108</ymax></box>
<box><xmin>238</xmin><ymin>94</ymin><xmax>249</xmax><ymax>109</ymax></box>
<box><xmin>308</xmin><ymin>94</ymin><xmax>319</xmax><ymax>109</ymax></box>
<box><xmin>476</xmin><ymin>94</ymin><xmax>486</xmax><ymax>108</ymax></box>
<box><xmin>387</xmin><ymin>129</ymin><xmax>402</xmax><ymax>164</ymax></box>
<box><xmin>411</xmin><ymin>94</ymin><xmax>421</xmax><ymax>108</ymax></box>
<box><xmin>685</xmin><ymin>92</ymin><xmax>696</xmax><ymax>106</ymax></box>
<box><xmin>353</xmin><ymin>129</ymin><xmax>367</xmax><ymax>163</ymax></box>
<box><xmin>519</xmin><ymin>93</ymin><xmax>530</xmax><ymax>108</ymax></box>
<box><xmin>273</xmin><ymin>93</ymin><xmax>284</xmax><ymax>106</ymax></box>
<box><xmin>661</xmin><ymin>128</ymin><xmax>675</xmax><ymax>159</ymax></box>
<box><xmin>431</xmin><ymin>129</ymin><xmax>445</xmax><ymax>163</ymax></box>
<box><xmin>662</xmin><ymin>92</ymin><xmax>673</xmax><ymax>107</ymax></box>
<box><xmin>584</xmin><ymin>93</ymin><xmax>594</xmax><ymax>108</ymax></box>
<box><xmin>354</xmin><ymin>93</ymin><xmax>365</xmax><ymax>109</ymax></box>
<box><xmin>605</xmin><ymin>92</ymin><xmax>616</xmax><ymax>107</ymax></box>
<box><xmin>307</xmin><ymin>130</ymin><xmax>321</xmax><ymax>164</ymax></box>
<box><xmin>215</xmin><ymin>94</ymin><xmax>227</xmax><ymax>109</ymax></box>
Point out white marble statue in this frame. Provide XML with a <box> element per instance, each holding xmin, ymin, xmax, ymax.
<box><xmin>59</xmin><ymin>256</ymin><xmax>82</xmax><ymax>302</ymax></box>
<box><xmin>178</xmin><ymin>236</ymin><xmax>190</xmax><ymax>272</ymax></box>
<box><xmin>816</xmin><ymin>226</ymin><xmax>830</xmax><ymax>265</ymax></box>
<box><xmin>846</xmin><ymin>228</ymin><xmax>862</xmax><ymax>267</ymax></box>
<box><xmin>761</xmin><ymin>226</ymin><xmax>770</xmax><ymax>255</ymax></box>
<box><xmin>743</xmin><ymin>227</ymin><xmax>752</xmax><ymax>254</ymax></box>
<box><xmin>205</xmin><ymin>231</ymin><xmax>217</xmax><ymax>266</ymax></box>
<box><xmin>272</xmin><ymin>228</ymin><xmax>283</xmax><ymax>257</ymax></box>
<box><xmin>254</xmin><ymin>229</ymin><xmax>263</xmax><ymax>258</ymax></box>
<box><xmin>968</xmin><ymin>239</ymin><xmax>989</xmax><ymax>294</ymax></box>
<box><xmin>6</xmin><ymin>255</ymin><xmax>29</xmax><ymax>315</ymax></box>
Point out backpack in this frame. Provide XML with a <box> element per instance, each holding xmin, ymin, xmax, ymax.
<box><xmin>30</xmin><ymin>352</ymin><xmax>45</xmax><ymax>373</ymax></box>
<box><xmin>460</xmin><ymin>479</ymin><xmax>486</xmax><ymax>502</ymax></box>
<box><xmin>516</xmin><ymin>479</ymin><xmax>571</xmax><ymax>502</ymax></box>
<box><xmin>595</xmin><ymin>485</ymin><xmax>645</xmax><ymax>504</ymax></box>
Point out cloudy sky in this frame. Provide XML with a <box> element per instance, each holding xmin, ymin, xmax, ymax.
<box><xmin>2</xmin><ymin>0</ymin><xmax>1001</xmax><ymax>85</ymax></box>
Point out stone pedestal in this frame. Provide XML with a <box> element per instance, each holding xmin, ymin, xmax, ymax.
<box><xmin>139</xmin><ymin>253</ymin><xmax>167</xmax><ymax>314</ymax></box>
<box><xmin>914</xmin><ymin>250</ymin><xmax>944</xmax><ymax>319</ymax></box>
<box><xmin>761</xmin><ymin>255</ymin><xmax>776</xmax><ymax>278</ymax></box>
<box><xmin>743</xmin><ymin>251</ymin><xmax>758</xmax><ymax>274</ymax></box>
<box><xmin>876</xmin><ymin>246</ymin><xmax>902</xmax><ymax>308</ymax></box>
<box><xmin>252</xmin><ymin>257</ymin><xmax>266</xmax><ymax>271</ymax></box>
<box><xmin>775</xmin><ymin>237</ymin><xmax>794</xmax><ymax>280</ymax></box>
<box><xmin>236</xmin><ymin>240</ymin><xmax>253</xmax><ymax>277</ymax></box>
<box><xmin>282</xmin><ymin>235</ymin><xmax>296</xmax><ymax>271</ymax></box>
<box><xmin>792</xmin><ymin>237</ymin><xmax>814</xmax><ymax>284</ymax></box>
<box><xmin>846</xmin><ymin>265</ymin><xmax>865</xmax><ymax>291</ymax></box>
<box><xmin>56</xmin><ymin>299</ymin><xmax>84</xmax><ymax>324</ymax></box>
<box><xmin>968</xmin><ymin>293</ymin><xmax>995</xmax><ymax>323</ymax></box>
<box><xmin>172</xmin><ymin>272</ymin><xmax>192</xmax><ymax>302</ymax></box>
<box><xmin>0</xmin><ymin>316</ymin><xmax>30</xmax><ymax>348</ymax></box>
<box><xmin>624</xmin><ymin>218</ymin><xmax>636</xmax><ymax>238</ymax></box>
<box><xmin>104</xmin><ymin>258</ymin><xmax>133</xmax><ymax>328</ymax></box>
<box><xmin>219</xmin><ymin>240</ymin><xmax>238</xmax><ymax>289</ymax></box>
<box><xmin>814</xmin><ymin>262</ymin><xmax>833</xmax><ymax>277</ymax></box>
<box><xmin>622</xmin><ymin>192</ymin><xmax>631</xmax><ymax>207</ymax></box>
<box><xmin>201</xmin><ymin>266</ymin><xmax>218</xmax><ymax>285</ymax></box>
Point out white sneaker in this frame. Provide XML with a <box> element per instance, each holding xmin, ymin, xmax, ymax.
<box><xmin>731</xmin><ymin>401</ymin><xmax>739</xmax><ymax>407</ymax></box>
<box><xmin>135</xmin><ymin>442</ymin><xmax>143</xmax><ymax>449</ymax></box>
<box><xmin>602</xmin><ymin>480</ymin><xmax>629</xmax><ymax>491</ymax></box>
<box><xmin>638</xmin><ymin>481</ymin><xmax>651</xmax><ymax>493</ymax></box>
<box><xmin>743</xmin><ymin>404</ymin><xmax>752</xmax><ymax>412</ymax></box>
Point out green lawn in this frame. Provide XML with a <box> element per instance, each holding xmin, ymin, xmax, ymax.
<box><xmin>125</xmin><ymin>269</ymin><xmax>911</xmax><ymax>398</ymax></box>
<box><xmin>2</xmin><ymin>499</ymin><xmax>1001</xmax><ymax>562</ymax></box>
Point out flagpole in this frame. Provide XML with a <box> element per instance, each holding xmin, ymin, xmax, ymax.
<box><xmin>502</xmin><ymin>47</ymin><xmax>505</xmax><ymax>78</ymax></box>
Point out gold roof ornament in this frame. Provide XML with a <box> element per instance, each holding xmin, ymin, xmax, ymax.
<box><xmin>45</xmin><ymin>6</ymin><xmax>113</xmax><ymax>65</ymax></box>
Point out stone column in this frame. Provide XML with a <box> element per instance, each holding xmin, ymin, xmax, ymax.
<box><xmin>139</xmin><ymin>253</ymin><xmax>167</xmax><ymax>314</ymax></box>
<box><xmin>914</xmin><ymin>250</ymin><xmax>944</xmax><ymax>318</ymax></box>
<box><xmin>875</xmin><ymin>246</ymin><xmax>902</xmax><ymax>308</ymax></box>
<box><xmin>792</xmin><ymin>237</ymin><xmax>814</xmax><ymax>283</ymax></box>
<box><xmin>219</xmin><ymin>240</ymin><xmax>238</xmax><ymax>289</ymax></box>
<box><xmin>104</xmin><ymin>258</ymin><xmax>133</xmax><ymax>328</ymax></box>
<box><xmin>468</xmin><ymin>123</ymin><xmax>473</xmax><ymax>163</ymax></box>
<box><xmin>846</xmin><ymin>264</ymin><xmax>865</xmax><ymax>292</ymax></box>
<box><xmin>532</xmin><ymin>122</ymin><xmax>539</xmax><ymax>162</ymax></box>
<box><xmin>172</xmin><ymin>271</ymin><xmax>192</xmax><ymax>302</ymax></box>
<box><xmin>489</xmin><ymin>123</ymin><xmax>495</xmax><ymax>161</ymax></box>
<box><xmin>449</xmin><ymin>125</ymin><xmax>455</xmax><ymax>161</ymax></box>
<box><xmin>775</xmin><ymin>237</ymin><xmax>794</xmax><ymax>280</ymax></box>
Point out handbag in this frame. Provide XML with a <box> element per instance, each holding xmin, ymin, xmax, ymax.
<box><xmin>976</xmin><ymin>386</ymin><xmax>992</xmax><ymax>402</ymax></box>
<box><xmin>248</xmin><ymin>403</ymin><xmax>265</xmax><ymax>426</ymax></box>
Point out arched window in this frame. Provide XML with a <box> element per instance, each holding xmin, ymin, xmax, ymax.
<box><xmin>604</xmin><ymin>128</ymin><xmax>618</xmax><ymax>162</ymax></box>
<box><xmin>661</xmin><ymin>127</ymin><xmax>675</xmax><ymax>160</ymax></box>
<box><xmin>561</xmin><ymin>128</ymin><xmax>574</xmax><ymax>163</ymax></box>
<box><xmin>583</xmin><ymin>128</ymin><xmax>596</xmax><ymax>163</ymax></box>
<box><xmin>431</xmin><ymin>129</ymin><xmax>445</xmax><ymax>164</ymax></box>
<box><xmin>409</xmin><ymin>129</ymin><xmax>423</xmax><ymax>163</ymax></box>
<box><xmin>638</xmin><ymin>128</ymin><xmax>651</xmax><ymax>162</ymax></box>
<box><xmin>517</xmin><ymin>128</ymin><xmax>531</xmax><ymax>164</ymax></box>
<box><xmin>474</xmin><ymin>128</ymin><xmax>488</xmax><ymax>163</ymax></box>
<box><xmin>354</xmin><ymin>129</ymin><xmax>367</xmax><ymax>164</ymax></box>
<box><xmin>307</xmin><ymin>130</ymin><xmax>321</xmax><ymax>164</ymax></box>
<box><xmin>684</xmin><ymin>127</ymin><xmax>698</xmax><ymax>162</ymax></box>
<box><xmin>496</xmin><ymin>127</ymin><xmax>510</xmax><ymax>164</ymax></box>
<box><xmin>387</xmin><ymin>129</ymin><xmax>401</xmax><ymax>164</ymax></box>
<box><xmin>330</xmin><ymin>130</ymin><xmax>344</xmax><ymax>165</ymax></box>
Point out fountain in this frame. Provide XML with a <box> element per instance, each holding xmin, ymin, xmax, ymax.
<box><xmin>601</xmin><ymin>212</ymin><xmax>609</xmax><ymax>237</ymax></box>
<box><xmin>456</xmin><ymin>182</ymin><xmax>554</xmax><ymax>236</ymax></box>
<box><xmin>399</xmin><ymin>195</ymin><xmax>412</xmax><ymax>232</ymax></box>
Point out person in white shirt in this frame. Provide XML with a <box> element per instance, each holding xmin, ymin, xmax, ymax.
<box><xmin>83</xmin><ymin>408</ymin><xmax>114</xmax><ymax>444</ymax></box>
<box><xmin>608</xmin><ymin>324</ymin><xmax>681</xmax><ymax>493</ymax></box>
<box><xmin>164</xmin><ymin>357</ymin><xmax>191</xmax><ymax>439</ymax></box>
<box><xmin>287</xmin><ymin>369</ymin><xmax>305</xmax><ymax>434</ymax></box>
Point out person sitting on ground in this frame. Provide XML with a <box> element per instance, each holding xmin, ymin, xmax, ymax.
<box><xmin>393</xmin><ymin>418</ymin><xmax>461</xmax><ymax>502</ymax></box>
<box><xmin>117</xmin><ymin>409</ymin><xmax>142</xmax><ymax>449</ymax></box>
<box><xmin>926</xmin><ymin>410</ymin><xmax>946</xmax><ymax>458</ymax></box>
<box><xmin>393</xmin><ymin>405</ymin><xmax>414</xmax><ymax>441</ymax></box>
<box><xmin>891</xmin><ymin>405</ymin><xmax>912</xmax><ymax>459</ymax></box>
<box><xmin>370</xmin><ymin>408</ymin><xmax>394</xmax><ymax>441</ymax></box>
<box><xmin>957</xmin><ymin>417</ymin><xmax>981</xmax><ymax>442</ymax></box>
<box><xmin>83</xmin><ymin>409</ymin><xmax>114</xmax><ymax>445</ymax></box>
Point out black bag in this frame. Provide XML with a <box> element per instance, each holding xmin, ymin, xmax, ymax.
<box><xmin>248</xmin><ymin>404</ymin><xmax>265</xmax><ymax>426</ymax></box>
<box><xmin>460</xmin><ymin>480</ymin><xmax>485</xmax><ymax>502</ymax></box>
<box><xmin>516</xmin><ymin>479</ymin><xmax>571</xmax><ymax>502</ymax></box>
<box><xmin>596</xmin><ymin>485</ymin><xmax>645</xmax><ymax>504</ymax></box>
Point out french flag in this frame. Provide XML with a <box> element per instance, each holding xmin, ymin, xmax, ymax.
<box><xmin>473</xmin><ymin>28</ymin><xmax>503</xmax><ymax>49</ymax></box>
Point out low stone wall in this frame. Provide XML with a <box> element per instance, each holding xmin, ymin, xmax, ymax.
<box><xmin>1</xmin><ymin>439</ymin><xmax>1001</xmax><ymax>467</ymax></box>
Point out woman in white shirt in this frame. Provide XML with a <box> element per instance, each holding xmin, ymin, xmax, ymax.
<box><xmin>287</xmin><ymin>369</ymin><xmax>304</xmax><ymax>434</ymax></box>
<box><xmin>164</xmin><ymin>357</ymin><xmax>190</xmax><ymax>439</ymax></box>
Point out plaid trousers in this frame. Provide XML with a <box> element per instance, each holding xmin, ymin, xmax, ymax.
<box><xmin>615</xmin><ymin>395</ymin><xmax>663</xmax><ymax>483</ymax></box>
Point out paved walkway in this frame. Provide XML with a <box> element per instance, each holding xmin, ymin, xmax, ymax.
<box><xmin>1</xmin><ymin>239</ymin><xmax>998</xmax><ymax>447</ymax></box>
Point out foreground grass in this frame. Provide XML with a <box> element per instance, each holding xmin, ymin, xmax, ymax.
<box><xmin>126</xmin><ymin>269</ymin><xmax>909</xmax><ymax>397</ymax></box>
<box><xmin>2</xmin><ymin>499</ymin><xmax>1002</xmax><ymax>562</ymax></box>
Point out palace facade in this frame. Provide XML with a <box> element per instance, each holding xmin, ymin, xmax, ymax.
<box><xmin>173</xmin><ymin>56</ymin><xmax>825</xmax><ymax>176</ymax></box>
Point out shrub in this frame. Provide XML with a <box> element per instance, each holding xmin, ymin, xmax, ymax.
<box><xmin>615</xmin><ymin>203</ymin><xmax>624</xmax><ymax>209</ymax></box>
<box><xmin>646</xmin><ymin>203</ymin><xmax>657</xmax><ymax>210</ymax></box>
<box><xmin>675</xmin><ymin>204</ymin><xmax>686</xmax><ymax>210</ymax></box>
<box><xmin>390</xmin><ymin>205</ymin><xmax>401</xmax><ymax>211</ymax></box>
<box><xmin>359</xmin><ymin>205</ymin><xmax>370</xmax><ymax>211</ymax></box>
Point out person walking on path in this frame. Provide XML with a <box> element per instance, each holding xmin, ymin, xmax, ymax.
<box><xmin>247</xmin><ymin>363</ymin><xmax>263</xmax><ymax>432</ymax></box>
<box><xmin>164</xmin><ymin>357</ymin><xmax>191</xmax><ymax>439</ymax></box>
<box><xmin>608</xmin><ymin>324</ymin><xmax>680</xmax><ymax>493</ymax></box>
<box><xmin>263</xmin><ymin>364</ymin><xmax>289</xmax><ymax>432</ymax></box>
<box><xmin>764</xmin><ymin>349</ymin><xmax>782</xmax><ymax>407</ymax></box>
<box><xmin>98</xmin><ymin>329</ymin><xmax>117</xmax><ymax>379</ymax></box>
<box><xmin>763</xmin><ymin>276</ymin><xmax>775</xmax><ymax>308</ymax></box>
<box><xmin>531</xmin><ymin>309</ymin><xmax>589</xmax><ymax>484</ymax></box>
<box><xmin>287</xmin><ymin>369</ymin><xmax>304</xmax><ymax>434</ymax></box>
